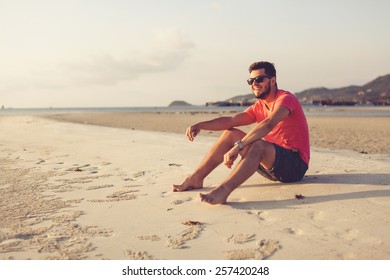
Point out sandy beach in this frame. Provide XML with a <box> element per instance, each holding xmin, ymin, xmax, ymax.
<box><xmin>45</xmin><ymin>109</ymin><xmax>390</xmax><ymax>155</ymax></box>
<box><xmin>1</xmin><ymin>112</ymin><xmax>390</xmax><ymax>260</ymax></box>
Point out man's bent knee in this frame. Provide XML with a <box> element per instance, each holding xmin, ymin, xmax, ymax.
<box><xmin>220</xmin><ymin>128</ymin><xmax>246</xmax><ymax>142</ymax></box>
<box><xmin>248</xmin><ymin>140</ymin><xmax>276</xmax><ymax>169</ymax></box>
<box><xmin>249</xmin><ymin>139</ymin><xmax>273</xmax><ymax>152</ymax></box>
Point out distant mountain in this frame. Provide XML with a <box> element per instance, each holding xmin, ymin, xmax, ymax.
<box><xmin>219</xmin><ymin>74</ymin><xmax>390</xmax><ymax>106</ymax></box>
<box><xmin>295</xmin><ymin>74</ymin><xmax>390</xmax><ymax>105</ymax></box>
<box><xmin>226</xmin><ymin>94</ymin><xmax>255</xmax><ymax>103</ymax></box>
<box><xmin>168</xmin><ymin>100</ymin><xmax>192</xmax><ymax>106</ymax></box>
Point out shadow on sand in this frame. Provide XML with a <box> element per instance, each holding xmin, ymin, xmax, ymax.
<box><xmin>227</xmin><ymin>173</ymin><xmax>390</xmax><ymax>210</ymax></box>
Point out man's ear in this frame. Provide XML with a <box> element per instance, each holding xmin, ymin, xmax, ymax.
<box><xmin>271</xmin><ymin>77</ymin><xmax>277</xmax><ymax>86</ymax></box>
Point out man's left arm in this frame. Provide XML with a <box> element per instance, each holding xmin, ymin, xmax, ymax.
<box><xmin>240</xmin><ymin>105</ymin><xmax>290</xmax><ymax>146</ymax></box>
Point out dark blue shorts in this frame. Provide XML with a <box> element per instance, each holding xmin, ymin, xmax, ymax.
<box><xmin>258</xmin><ymin>144</ymin><xmax>308</xmax><ymax>183</ymax></box>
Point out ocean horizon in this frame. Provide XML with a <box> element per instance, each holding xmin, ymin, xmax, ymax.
<box><xmin>1</xmin><ymin>105</ymin><xmax>390</xmax><ymax>117</ymax></box>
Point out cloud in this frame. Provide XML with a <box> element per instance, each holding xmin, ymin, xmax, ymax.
<box><xmin>0</xmin><ymin>29</ymin><xmax>195</xmax><ymax>92</ymax></box>
<box><xmin>64</xmin><ymin>28</ymin><xmax>195</xmax><ymax>87</ymax></box>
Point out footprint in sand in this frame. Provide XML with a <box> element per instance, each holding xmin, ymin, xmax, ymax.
<box><xmin>128</xmin><ymin>170</ymin><xmax>157</xmax><ymax>184</ymax></box>
<box><xmin>88</xmin><ymin>189</ymin><xmax>141</xmax><ymax>202</ymax></box>
<box><xmin>137</xmin><ymin>235</ymin><xmax>161</xmax><ymax>241</ymax></box>
<box><xmin>224</xmin><ymin>239</ymin><xmax>280</xmax><ymax>260</ymax></box>
<box><xmin>106</xmin><ymin>189</ymin><xmax>140</xmax><ymax>200</ymax></box>
<box><xmin>166</xmin><ymin>224</ymin><xmax>204</xmax><ymax>249</ymax></box>
<box><xmin>227</xmin><ymin>233</ymin><xmax>256</xmax><ymax>244</ymax></box>
<box><xmin>124</xmin><ymin>250</ymin><xmax>153</xmax><ymax>260</ymax></box>
<box><xmin>171</xmin><ymin>197</ymin><xmax>193</xmax><ymax>205</ymax></box>
<box><xmin>247</xmin><ymin>210</ymin><xmax>275</xmax><ymax>222</ymax></box>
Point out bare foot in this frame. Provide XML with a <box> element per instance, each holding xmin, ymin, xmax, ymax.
<box><xmin>199</xmin><ymin>185</ymin><xmax>231</xmax><ymax>205</ymax></box>
<box><xmin>173</xmin><ymin>175</ymin><xmax>203</xmax><ymax>192</ymax></box>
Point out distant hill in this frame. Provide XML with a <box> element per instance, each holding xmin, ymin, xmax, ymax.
<box><xmin>225</xmin><ymin>94</ymin><xmax>255</xmax><ymax>103</ymax></box>
<box><xmin>218</xmin><ymin>74</ymin><xmax>390</xmax><ymax>106</ymax></box>
<box><xmin>168</xmin><ymin>100</ymin><xmax>192</xmax><ymax>107</ymax></box>
<box><xmin>295</xmin><ymin>74</ymin><xmax>390</xmax><ymax>105</ymax></box>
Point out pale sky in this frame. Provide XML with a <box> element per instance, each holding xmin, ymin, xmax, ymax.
<box><xmin>1</xmin><ymin>0</ymin><xmax>390</xmax><ymax>108</ymax></box>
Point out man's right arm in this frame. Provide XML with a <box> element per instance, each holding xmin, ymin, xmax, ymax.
<box><xmin>186</xmin><ymin>112</ymin><xmax>254</xmax><ymax>141</ymax></box>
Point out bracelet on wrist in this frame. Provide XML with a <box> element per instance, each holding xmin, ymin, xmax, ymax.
<box><xmin>234</xmin><ymin>140</ymin><xmax>244</xmax><ymax>150</ymax></box>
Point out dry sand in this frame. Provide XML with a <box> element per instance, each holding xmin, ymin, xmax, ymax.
<box><xmin>45</xmin><ymin>110</ymin><xmax>390</xmax><ymax>155</ymax></box>
<box><xmin>0</xmin><ymin>113</ymin><xmax>389</xmax><ymax>260</ymax></box>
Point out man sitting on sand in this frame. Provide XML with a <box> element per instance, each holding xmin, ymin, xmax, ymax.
<box><xmin>173</xmin><ymin>61</ymin><xmax>310</xmax><ymax>205</ymax></box>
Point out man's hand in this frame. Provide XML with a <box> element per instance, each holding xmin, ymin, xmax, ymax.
<box><xmin>186</xmin><ymin>124</ymin><xmax>201</xmax><ymax>141</ymax></box>
<box><xmin>224</xmin><ymin>145</ymin><xmax>240</xmax><ymax>168</ymax></box>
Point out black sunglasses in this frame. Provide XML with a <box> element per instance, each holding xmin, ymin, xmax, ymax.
<box><xmin>247</xmin><ymin>75</ymin><xmax>271</xmax><ymax>85</ymax></box>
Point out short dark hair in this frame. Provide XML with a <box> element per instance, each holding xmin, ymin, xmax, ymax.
<box><xmin>248</xmin><ymin>61</ymin><xmax>276</xmax><ymax>77</ymax></box>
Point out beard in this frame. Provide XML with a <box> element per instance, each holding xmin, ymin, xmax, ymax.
<box><xmin>255</xmin><ymin>86</ymin><xmax>271</xmax><ymax>100</ymax></box>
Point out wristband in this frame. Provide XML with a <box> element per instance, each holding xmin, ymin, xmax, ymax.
<box><xmin>234</xmin><ymin>140</ymin><xmax>244</xmax><ymax>150</ymax></box>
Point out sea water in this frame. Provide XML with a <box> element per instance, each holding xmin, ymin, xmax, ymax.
<box><xmin>1</xmin><ymin>105</ymin><xmax>390</xmax><ymax>117</ymax></box>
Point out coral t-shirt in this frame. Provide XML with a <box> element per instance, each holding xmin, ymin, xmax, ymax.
<box><xmin>245</xmin><ymin>90</ymin><xmax>310</xmax><ymax>165</ymax></box>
